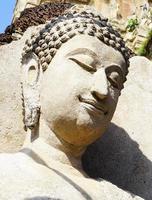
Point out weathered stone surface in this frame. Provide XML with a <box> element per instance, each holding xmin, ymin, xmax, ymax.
<box><xmin>1</xmin><ymin>2</ymin><xmax>74</xmax><ymax>46</ymax></box>
<box><xmin>13</xmin><ymin>0</ymin><xmax>90</xmax><ymax>21</ymax></box>
<box><xmin>13</xmin><ymin>0</ymin><xmax>151</xmax><ymax>21</ymax></box>
<box><xmin>0</xmin><ymin>26</ymin><xmax>41</xmax><ymax>152</ymax></box>
<box><xmin>0</xmin><ymin>26</ymin><xmax>144</xmax><ymax>200</ymax></box>
<box><xmin>110</xmin><ymin>9</ymin><xmax>152</xmax><ymax>59</ymax></box>
<box><xmin>92</xmin><ymin>0</ymin><xmax>151</xmax><ymax>19</ymax></box>
<box><xmin>0</xmin><ymin>24</ymin><xmax>151</xmax><ymax>199</ymax></box>
<box><xmin>0</xmin><ymin>138</ymin><xmax>143</xmax><ymax>200</ymax></box>
<box><xmin>82</xmin><ymin>56</ymin><xmax>152</xmax><ymax>200</ymax></box>
<box><xmin>0</xmin><ymin>43</ymin><xmax>24</xmax><ymax>152</ymax></box>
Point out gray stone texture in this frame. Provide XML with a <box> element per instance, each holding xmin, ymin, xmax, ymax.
<box><xmin>0</xmin><ymin>25</ymin><xmax>151</xmax><ymax>199</ymax></box>
<box><xmin>0</xmin><ymin>26</ymin><xmax>41</xmax><ymax>152</ymax></box>
<box><xmin>82</xmin><ymin>56</ymin><xmax>152</xmax><ymax>200</ymax></box>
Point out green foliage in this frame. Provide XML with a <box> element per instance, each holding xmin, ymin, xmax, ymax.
<box><xmin>136</xmin><ymin>29</ymin><xmax>152</xmax><ymax>56</ymax></box>
<box><xmin>126</xmin><ymin>18</ymin><xmax>139</xmax><ymax>32</ymax></box>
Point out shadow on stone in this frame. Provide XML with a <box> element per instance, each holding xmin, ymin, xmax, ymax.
<box><xmin>82</xmin><ymin>123</ymin><xmax>152</xmax><ymax>200</ymax></box>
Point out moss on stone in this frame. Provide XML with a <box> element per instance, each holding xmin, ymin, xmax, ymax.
<box><xmin>136</xmin><ymin>29</ymin><xmax>152</xmax><ymax>57</ymax></box>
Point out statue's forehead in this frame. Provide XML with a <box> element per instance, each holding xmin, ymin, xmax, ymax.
<box><xmin>53</xmin><ymin>35</ymin><xmax>127</xmax><ymax>72</ymax></box>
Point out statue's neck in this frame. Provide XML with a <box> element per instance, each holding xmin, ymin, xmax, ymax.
<box><xmin>22</xmin><ymin>117</ymin><xmax>86</xmax><ymax>174</ymax></box>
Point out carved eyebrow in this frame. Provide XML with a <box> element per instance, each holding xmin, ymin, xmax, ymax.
<box><xmin>69</xmin><ymin>57</ymin><xmax>97</xmax><ymax>72</ymax></box>
<box><xmin>66</xmin><ymin>48</ymin><xmax>101</xmax><ymax>66</ymax></box>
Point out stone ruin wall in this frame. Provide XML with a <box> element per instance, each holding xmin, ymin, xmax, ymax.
<box><xmin>13</xmin><ymin>0</ymin><xmax>152</xmax><ymax>21</ymax></box>
<box><xmin>13</xmin><ymin>0</ymin><xmax>90</xmax><ymax>21</ymax></box>
<box><xmin>12</xmin><ymin>0</ymin><xmax>152</xmax><ymax>59</ymax></box>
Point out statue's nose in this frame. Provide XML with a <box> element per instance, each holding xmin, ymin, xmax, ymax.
<box><xmin>91</xmin><ymin>68</ymin><xmax>108</xmax><ymax>100</ymax></box>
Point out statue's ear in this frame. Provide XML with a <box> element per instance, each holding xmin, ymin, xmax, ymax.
<box><xmin>21</xmin><ymin>53</ymin><xmax>42</xmax><ymax>137</ymax></box>
<box><xmin>22</xmin><ymin>52</ymin><xmax>42</xmax><ymax>86</ymax></box>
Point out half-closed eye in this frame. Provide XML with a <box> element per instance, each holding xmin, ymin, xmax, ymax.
<box><xmin>105</xmin><ymin>65</ymin><xmax>124</xmax><ymax>90</ymax></box>
<box><xmin>107</xmin><ymin>71</ymin><xmax>124</xmax><ymax>90</ymax></box>
<box><xmin>69</xmin><ymin>57</ymin><xmax>97</xmax><ymax>73</ymax></box>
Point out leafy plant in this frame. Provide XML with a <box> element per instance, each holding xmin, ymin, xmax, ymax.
<box><xmin>126</xmin><ymin>18</ymin><xmax>139</xmax><ymax>32</ymax></box>
<box><xmin>136</xmin><ymin>29</ymin><xmax>152</xmax><ymax>56</ymax></box>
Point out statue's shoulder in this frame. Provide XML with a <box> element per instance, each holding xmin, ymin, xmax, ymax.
<box><xmin>0</xmin><ymin>152</ymin><xmax>33</xmax><ymax>173</ymax></box>
<box><xmin>0</xmin><ymin>152</ymin><xmax>64</xmax><ymax>199</ymax></box>
<box><xmin>0</xmin><ymin>152</ymin><xmax>143</xmax><ymax>200</ymax></box>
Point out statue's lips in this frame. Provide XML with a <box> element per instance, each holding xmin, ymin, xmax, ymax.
<box><xmin>79</xmin><ymin>96</ymin><xmax>108</xmax><ymax>115</ymax></box>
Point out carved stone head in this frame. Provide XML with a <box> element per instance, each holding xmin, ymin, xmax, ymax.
<box><xmin>21</xmin><ymin>4</ymin><xmax>132</xmax><ymax>151</ymax></box>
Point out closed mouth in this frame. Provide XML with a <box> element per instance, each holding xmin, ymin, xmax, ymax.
<box><xmin>78</xmin><ymin>95</ymin><xmax>108</xmax><ymax>115</ymax></box>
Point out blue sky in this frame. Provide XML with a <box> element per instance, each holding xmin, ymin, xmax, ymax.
<box><xmin>0</xmin><ymin>0</ymin><xmax>16</xmax><ymax>33</ymax></box>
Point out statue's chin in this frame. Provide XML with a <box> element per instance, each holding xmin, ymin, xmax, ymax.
<box><xmin>55</xmin><ymin>133</ymin><xmax>88</xmax><ymax>157</ymax></box>
<box><xmin>46</xmin><ymin>115</ymin><xmax>108</xmax><ymax>153</ymax></box>
<box><xmin>52</xmin><ymin>121</ymin><xmax>105</xmax><ymax>149</ymax></box>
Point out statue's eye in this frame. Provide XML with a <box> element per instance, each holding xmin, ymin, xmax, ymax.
<box><xmin>69</xmin><ymin>57</ymin><xmax>97</xmax><ymax>73</ymax></box>
<box><xmin>107</xmin><ymin>71</ymin><xmax>123</xmax><ymax>90</ymax></box>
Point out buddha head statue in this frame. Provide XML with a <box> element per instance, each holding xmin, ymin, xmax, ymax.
<box><xmin>21</xmin><ymin>4</ymin><xmax>132</xmax><ymax>155</ymax></box>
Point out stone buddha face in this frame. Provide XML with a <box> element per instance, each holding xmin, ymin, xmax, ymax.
<box><xmin>22</xmin><ymin>5</ymin><xmax>130</xmax><ymax>154</ymax></box>
<box><xmin>38</xmin><ymin>34</ymin><xmax>126</xmax><ymax>148</ymax></box>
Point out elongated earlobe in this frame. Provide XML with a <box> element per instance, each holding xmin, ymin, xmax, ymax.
<box><xmin>21</xmin><ymin>53</ymin><xmax>42</xmax><ymax>136</ymax></box>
